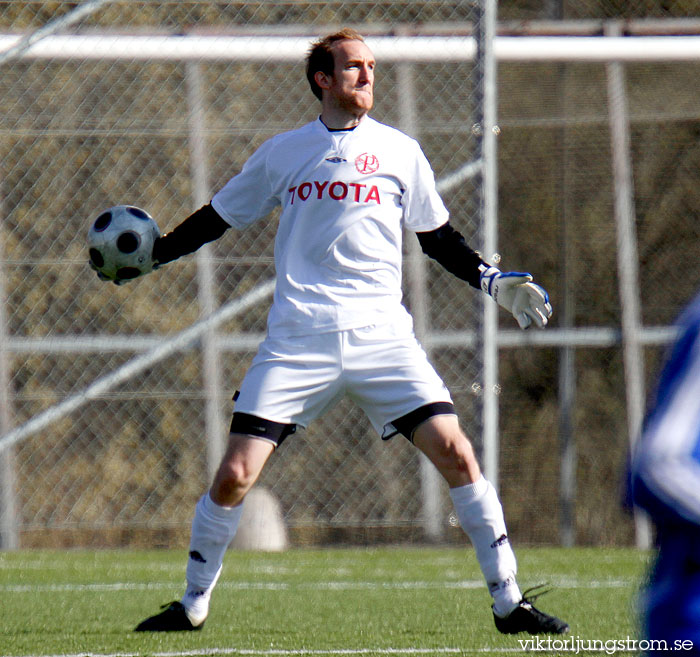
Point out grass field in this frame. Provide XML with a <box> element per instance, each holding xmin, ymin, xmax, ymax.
<box><xmin>0</xmin><ymin>546</ymin><xmax>651</xmax><ymax>656</ymax></box>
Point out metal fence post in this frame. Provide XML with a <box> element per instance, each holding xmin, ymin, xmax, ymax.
<box><xmin>553</xmin><ymin>18</ymin><xmax>577</xmax><ymax>546</ymax></box>
<box><xmin>0</xmin><ymin>217</ymin><xmax>18</xmax><ymax>550</ymax></box>
<box><xmin>605</xmin><ymin>22</ymin><xmax>651</xmax><ymax>550</ymax></box>
<box><xmin>479</xmin><ymin>0</ymin><xmax>500</xmax><ymax>490</ymax></box>
<box><xmin>186</xmin><ymin>61</ymin><xmax>226</xmax><ymax>480</ymax></box>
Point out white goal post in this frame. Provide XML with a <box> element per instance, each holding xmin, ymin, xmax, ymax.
<box><xmin>1</xmin><ymin>33</ymin><xmax>700</xmax><ymax>62</ymax></box>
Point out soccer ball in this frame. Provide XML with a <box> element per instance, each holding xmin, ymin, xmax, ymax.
<box><xmin>87</xmin><ymin>205</ymin><xmax>160</xmax><ymax>284</ymax></box>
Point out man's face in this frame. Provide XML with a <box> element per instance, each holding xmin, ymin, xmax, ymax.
<box><xmin>325</xmin><ymin>39</ymin><xmax>375</xmax><ymax>115</ymax></box>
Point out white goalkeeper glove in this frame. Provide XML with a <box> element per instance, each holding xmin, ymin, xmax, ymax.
<box><xmin>480</xmin><ymin>266</ymin><xmax>553</xmax><ymax>329</ymax></box>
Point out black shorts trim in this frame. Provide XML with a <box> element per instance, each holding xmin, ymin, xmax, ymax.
<box><xmin>382</xmin><ymin>402</ymin><xmax>456</xmax><ymax>442</ymax></box>
<box><xmin>229</xmin><ymin>412</ymin><xmax>297</xmax><ymax>448</ymax></box>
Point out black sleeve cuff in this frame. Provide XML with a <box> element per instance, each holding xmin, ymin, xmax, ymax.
<box><xmin>153</xmin><ymin>203</ymin><xmax>230</xmax><ymax>265</ymax></box>
<box><xmin>416</xmin><ymin>222</ymin><xmax>486</xmax><ymax>289</ymax></box>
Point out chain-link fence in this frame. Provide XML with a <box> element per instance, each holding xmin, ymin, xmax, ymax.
<box><xmin>1</xmin><ymin>0</ymin><xmax>700</xmax><ymax>549</ymax></box>
<box><xmin>0</xmin><ymin>1</ymin><xmax>486</xmax><ymax>549</ymax></box>
<box><xmin>501</xmin><ymin>0</ymin><xmax>699</xmax><ymax>20</ymax></box>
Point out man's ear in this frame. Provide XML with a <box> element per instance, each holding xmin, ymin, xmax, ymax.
<box><xmin>314</xmin><ymin>70</ymin><xmax>332</xmax><ymax>92</ymax></box>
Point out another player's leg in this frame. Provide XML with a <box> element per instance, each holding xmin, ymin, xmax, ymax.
<box><xmin>644</xmin><ymin>528</ymin><xmax>700</xmax><ymax>652</ymax></box>
<box><xmin>412</xmin><ymin>415</ymin><xmax>569</xmax><ymax>635</ymax></box>
<box><xmin>135</xmin><ymin>431</ymin><xmax>275</xmax><ymax>632</ymax></box>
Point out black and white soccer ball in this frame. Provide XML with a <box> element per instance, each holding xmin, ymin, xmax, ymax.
<box><xmin>87</xmin><ymin>205</ymin><xmax>160</xmax><ymax>285</ymax></box>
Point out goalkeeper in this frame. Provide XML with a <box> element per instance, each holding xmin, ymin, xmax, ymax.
<box><xmin>118</xmin><ymin>28</ymin><xmax>567</xmax><ymax>636</ymax></box>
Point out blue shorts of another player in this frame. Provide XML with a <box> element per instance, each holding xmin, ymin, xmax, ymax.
<box><xmin>643</xmin><ymin>523</ymin><xmax>700</xmax><ymax>652</ymax></box>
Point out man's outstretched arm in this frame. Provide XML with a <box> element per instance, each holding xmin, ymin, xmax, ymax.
<box><xmin>416</xmin><ymin>221</ymin><xmax>553</xmax><ymax>329</ymax></box>
<box><xmin>416</xmin><ymin>221</ymin><xmax>485</xmax><ymax>289</ymax></box>
<box><xmin>153</xmin><ymin>203</ymin><xmax>230</xmax><ymax>266</ymax></box>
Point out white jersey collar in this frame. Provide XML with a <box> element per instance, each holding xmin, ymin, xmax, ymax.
<box><xmin>316</xmin><ymin>114</ymin><xmax>370</xmax><ymax>134</ymax></box>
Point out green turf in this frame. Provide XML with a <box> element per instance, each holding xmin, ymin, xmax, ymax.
<box><xmin>0</xmin><ymin>546</ymin><xmax>651</xmax><ymax>656</ymax></box>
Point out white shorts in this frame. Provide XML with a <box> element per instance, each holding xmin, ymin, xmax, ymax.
<box><xmin>232</xmin><ymin>321</ymin><xmax>454</xmax><ymax>443</ymax></box>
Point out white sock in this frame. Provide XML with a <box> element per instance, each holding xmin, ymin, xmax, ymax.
<box><xmin>181</xmin><ymin>493</ymin><xmax>243</xmax><ymax>624</ymax></box>
<box><xmin>449</xmin><ymin>477</ymin><xmax>521</xmax><ymax>617</ymax></box>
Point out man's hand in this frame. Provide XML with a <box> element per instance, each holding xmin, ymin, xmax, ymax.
<box><xmin>480</xmin><ymin>266</ymin><xmax>553</xmax><ymax>329</ymax></box>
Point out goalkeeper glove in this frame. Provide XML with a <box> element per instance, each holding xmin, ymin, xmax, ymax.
<box><xmin>480</xmin><ymin>266</ymin><xmax>553</xmax><ymax>329</ymax></box>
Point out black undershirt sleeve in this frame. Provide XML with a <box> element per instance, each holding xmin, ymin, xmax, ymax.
<box><xmin>152</xmin><ymin>203</ymin><xmax>230</xmax><ymax>265</ymax></box>
<box><xmin>416</xmin><ymin>221</ymin><xmax>487</xmax><ymax>290</ymax></box>
<box><xmin>152</xmin><ymin>208</ymin><xmax>484</xmax><ymax>290</ymax></box>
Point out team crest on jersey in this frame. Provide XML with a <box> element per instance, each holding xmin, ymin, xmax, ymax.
<box><xmin>355</xmin><ymin>153</ymin><xmax>379</xmax><ymax>174</ymax></box>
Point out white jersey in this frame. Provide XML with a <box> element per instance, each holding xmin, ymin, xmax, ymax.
<box><xmin>212</xmin><ymin>116</ymin><xmax>449</xmax><ymax>337</ymax></box>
